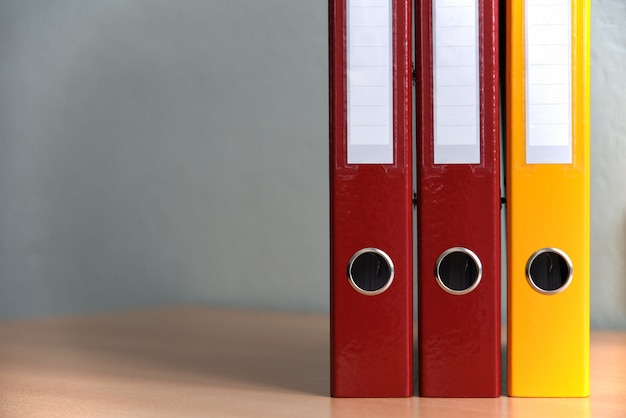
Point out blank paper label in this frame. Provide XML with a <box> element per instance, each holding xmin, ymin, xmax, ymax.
<box><xmin>347</xmin><ymin>0</ymin><xmax>393</xmax><ymax>164</ymax></box>
<box><xmin>525</xmin><ymin>0</ymin><xmax>572</xmax><ymax>164</ymax></box>
<box><xmin>433</xmin><ymin>0</ymin><xmax>480</xmax><ymax>164</ymax></box>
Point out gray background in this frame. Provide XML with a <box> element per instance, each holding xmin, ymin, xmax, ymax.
<box><xmin>0</xmin><ymin>1</ymin><xmax>624</xmax><ymax>329</ymax></box>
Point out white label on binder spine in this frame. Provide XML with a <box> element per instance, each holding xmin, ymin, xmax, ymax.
<box><xmin>347</xmin><ymin>0</ymin><xmax>393</xmax><ymax>164</ymax></box>
<box><xmin>433</xmin><ymin>0</ymin><xmax>480</xmax><ymax>164</ymax></box>
<box><xmin>525</xmin><ymin>0</ymin><xmax>572</xmax><ymax>164</ymax></box>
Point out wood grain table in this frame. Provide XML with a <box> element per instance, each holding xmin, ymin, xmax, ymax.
<box><xmin>0</xmin><ymin>308</ymin><xmax>624</xmax><ymax>417</ymax></box>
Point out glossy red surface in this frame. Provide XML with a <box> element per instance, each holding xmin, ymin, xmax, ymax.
<box><xmin>330</xmin><ymin>0</ymin><xmax>413</xmax><ymax>397</ymax></box>
<box><xmin>415</xmin><ymin>0</ymin><xmax>501</xmax><ymax>397</ymax></box>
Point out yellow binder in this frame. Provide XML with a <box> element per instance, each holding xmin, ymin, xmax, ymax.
<box><xmin>506</xmin><ymin>0</ymin><xmax>590</xmax><ymax>397</ymax></box>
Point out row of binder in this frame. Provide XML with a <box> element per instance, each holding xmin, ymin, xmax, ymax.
<box><xmin>330</xmin><ymin>0</ymin><xmax>590</xmax><ymax>398</ymax></box>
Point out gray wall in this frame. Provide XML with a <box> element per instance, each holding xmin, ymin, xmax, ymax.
<box><xmin>0</xmin><ymin>0</ymin><xmax>329</xmax><ymax>318</ymax></box>
<box><xmin>1</xmin><ymin>1</ymin><xmax>625</xmax><ymax>329</ymax></box>
<box><xmin>589</xmin><ymin>0</ymin><xmax>626</xmax><ymax>329</ymax></box>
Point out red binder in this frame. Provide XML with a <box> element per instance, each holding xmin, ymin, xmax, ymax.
<box><xmin>415</xmin><ymin>0</ymin><xmax>501</xmax><ymax>397</ymax></box>
<box><xmin>330</xmin><ymin>0</ymin><xmax>413</xmax><ymax>397</ymax></box>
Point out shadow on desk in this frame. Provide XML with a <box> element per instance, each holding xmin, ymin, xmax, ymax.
<box><xmin>1</xmin><ymin>309</ymin><xmax>625</xmax><ymax>418</ymax></box>
<box><xmin>0</xmin><ymin>307</ymin><xmax>330</xmax><ymax>397</ymax></box>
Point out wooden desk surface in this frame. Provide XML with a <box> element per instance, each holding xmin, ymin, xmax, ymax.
<box><xmin>0</xmin><ymin>308</ymin><xmax>624</xmax><ymax>417</ymax></box>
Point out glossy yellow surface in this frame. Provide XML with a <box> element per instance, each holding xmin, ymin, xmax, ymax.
<box><xmin>506</xmin><ymin>0</ymin><xmax>590</xmax><ymax>397</ymax></box>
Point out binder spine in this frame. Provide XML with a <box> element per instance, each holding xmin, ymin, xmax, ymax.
<box><xmin>330</xmin><ymin>0</ymin><xmax>413</xmax><ymax>397</ymax></box>
<box><xmin>416</xmin><ymin>0</ymin><xmax>501</xmax><ymax>397</ymax></box>
<box><xmin>506</xmin><ymin>0</ymin><xmax>590</xmax><ymax>398</ymax></box>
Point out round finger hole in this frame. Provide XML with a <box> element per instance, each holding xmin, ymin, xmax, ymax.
<box><xmin>526</xmin><ymin>248</ymin><xmax>573</xmax><ymax>294</ymax></box>
<box><xmin>435</xmin><ymin>247</ymin><xmax>482</xmax><ymax>295</ymax></box>
<box><xmin>347</xmin><ymin>248</ymin><xmax>394</xmax><ymax>296</ymax></box>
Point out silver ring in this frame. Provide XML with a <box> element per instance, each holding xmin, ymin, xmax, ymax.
<box><xmin>526</xmin><ymin>247</ymin><xmax>573</xmax><ymax>295</ymax></box>
<box><xmin>434</xmin><ymin>247</ymin><xmax>483</xmax><ymax>295</ymax></box>
<box><xmin>347</xmin><ymin>248</ymin><xmax>394</xmax><ymax>296</ymax></box>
